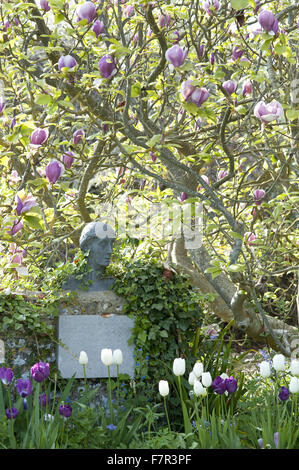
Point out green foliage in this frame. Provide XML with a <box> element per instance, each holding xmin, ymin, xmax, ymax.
<box><xmin>0</xmin><ymin>293</ymin><xmax>56</xmax><ymax>336</ymax></box>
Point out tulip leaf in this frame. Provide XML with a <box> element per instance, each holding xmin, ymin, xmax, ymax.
<box><xmin>230</xmin><ymin>0</ymin><xmax>249</xmax><ymax>9</ymax></box>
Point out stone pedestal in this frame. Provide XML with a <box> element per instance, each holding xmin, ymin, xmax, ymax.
<box><xmin>57</xmin><ymin>290</ymin><xmax>135</xmax><ymax>379</ymax></box>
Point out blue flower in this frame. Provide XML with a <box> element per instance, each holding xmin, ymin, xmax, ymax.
<box><xmin>106</xmin><ymin>424</ymin><xmax>117</xmax><ymax>431</ymax></box>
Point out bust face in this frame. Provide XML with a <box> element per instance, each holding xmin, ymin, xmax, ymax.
<box><xmin>86</xmin><ymin>236</ymin><xmax>114</xmax><ymax>269</ymax></box>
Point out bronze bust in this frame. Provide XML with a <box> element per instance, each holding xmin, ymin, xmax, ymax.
<box><xmin>63</xmin><ymin>221</ymin><xmax>116</xmax><ymax>292</ymax></box>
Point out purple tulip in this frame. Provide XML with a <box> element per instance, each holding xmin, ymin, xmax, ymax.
<box><xmin>10</xmin><ymin>219</ymin><xmax>23</xmax><ymax>236</ymax></box>
<box><xmin>31</xmin><ymin>362</ymin><xmax>50</xmax><ymax>383</ymax></box>
<box><xmin>40</xmin><ymin>0</ymin><xmax>50</xmax><ymax>11</ymax></box>
<box><xmin>180</xmin><ymin>192</ymin><xmax>188</xmax><ymax>202</ymax></box>
<box><xmin>0</xmin><ymin>367</ymin><xmax>14</xmax><ymax>385</ymax></box>
<box><xmin>203</xmin><ymin>0</ymin><xmax>221</xmax><ymax>15</ymax></box>
<box><xmin>0</xmin><ymin>97</ymin><xmax>6</xmax><ymax>115</ymax></box>
<box><xmin>30</xmin><ymin>128</ymin><xmax>49</xmax><ymax>148</ymax></box>
<box><xmin>16</xmin><ymin>379</ymin><xmax>33</xmax><ymax>398</ymax></box>
<box><xmin>59</xmin><ymin>404</ymin><xmax>72</xmax><ymax>418</ymax></box>
<box><xmin>225</xmin><ymin>377</ymin><xmax>238</xmax><ymax>393</ymax></box>
<box><xmin>212</xmin><ymin>376</ymin><xmax>227</xmax><ymax>394</ymax></box>
<box><xmin>242</xmin><ymin>79</ymin><xmax>252</xmax><ymax>97</ymax></box>
<box><xmin>232</xmin><ymin>46</ymin><xmax>243</xmax><ymax>61</ymax></box>
<box><xmin>278</xmin><ymin>386</ymin><xmax>289</xmax><ymax>401</ymax></box>
<box><xmin>76</xmin><ymin>1</ymin><xmax>97</xmax><ymax>24</ymax></box>
<box><xmin>165</xmin><ymin>45</ymin><xmax>188</xmax><ymax>67</ymax></box>
<box><xmin>98</xmin><ymin>54</ymin><xmax>117</xmax><ymax>79</ymax></box>
<box><xmin>45</xmin><ymin>159</ymin><xmax>65</xmax><ymax>184</ymax></box>
<box><xmin>257</xmin><ymin>438</ymin><xmax>264</xmax><ymax>448</ymax></box>
<box><xmin>189</xmin><ymin>87</ymin><xmax>210</xmax><ymax>107</ymax></box>
<box><xmin>222</xmin><ymin>80</ymin><xmax>237</xmax><ymax>95</ymax></box>
<box><xmin>63</xmin><ymin>151</ymin><xmax>75</xmax><ymax>169</ymax></box>
<box><xmin>58</xmin><ymin>55</ymin><xmax>77</xmax><ymax>71</ymax></box>
<box><xmin>258</xmin><ymin>10</ymin><xmax>279</xmax><ymax>34</ymax></box>
<box><xmin>73</xmin><ymin>128</ymin><xmax>85</xmax><ymax>144</ymax></box>
<box><xmin>253</xmin><ymin>189</ymin><xmax>265</xmax><ymax>205</ymax></box>
<box><xmin>158</xmin><ymin>14</ymin><xmax>172</xmax><ymax>28</ymax></box>
<box><xmin>217</xmin><ymin>169</ymin><xmax>228</xmax><ymax>180</ymax></box>
<box><xmin>16</xmin><ymin>194</ymin><xmax>38</xmax><ymax>216</ymax></box>
<box><xmin>92</xmin><ymin>19</ymin><xmax>104</xmax><ymax>38</ymax></box>
<box><xmin>254</xmin><ymin>100</ymin><xmax>283</xmax><ymax>124</ymax></box>
<box><xmin>5</xmin><ymin>407</ymin><xmax>18</xmax><ymax>419</ymax></box>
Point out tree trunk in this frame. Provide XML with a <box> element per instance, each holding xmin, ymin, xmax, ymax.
<box><xmin>170</xmin><ymin>237</ymin><xmax>299</xmax><ymax>357</ymax></box>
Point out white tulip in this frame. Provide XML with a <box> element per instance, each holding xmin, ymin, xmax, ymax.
<box><xmin>259</xmin><ymin>361</ymin><xmax>271</xmax><ymax>378</ymax></box>
<box><xmin>290</xmin><ymin>359</ymin><xmax>299</xmax><ymax>376</ymax></box>
<box><xmin>193</xmin><ymin>362</ymin><xmax>204</xmax><ymax>378</ymax></box>
<box><xmin>193</xmin><ymin>380</ymin><xmax>207</xmax><ymax>397</ymax></box>
<box><xmin>272</xmin><ymin>354</ymin><xmax>285</xmax><ymax>372</ymax></box>
<box><xmin>78</xmin><ymin>351</ymin><xmax>88</xmax><ymax>365</ymax></box>
<box><xmin>289</xmin><ymin>376</ymin><xmax>299</xmax><ymax>393</ymax></box>
<box><xmin>101</xmin><ymin>348</ymin><xmax>113</xmax><ymax>367</ymax></box>
<box><xmin>159</xmin><ymin>380</ymin><xmax>169</xmax><ymax>397</ymax></box>
<box><xmin>112</xmin><ymin>349</ymin><xmax>123</xmax><ymax>365</ymax></box>
<box><xmin>173</xmin><ymin>358</ymin><xmax>186</xmax><ymax>376</ymax></box>
<box><xmin>188</xmin><ymin>371</ymin><xmax>196</xmax><ymax>386</ymax></box>
<box><xmin>220</xmin><ymin>372</ymin><xmax>229</xmax><ymax>380</ymax></box>
<box><xmin>201</xmin><ymin>372</ymin><xmax>212</xmax><ymax>387</ymax></box>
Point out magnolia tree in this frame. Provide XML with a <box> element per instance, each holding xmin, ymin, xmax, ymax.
<box><xmin>0</xmin><ymin>0</ymin><xmax>298</xmax><ymax>354</ymax></box>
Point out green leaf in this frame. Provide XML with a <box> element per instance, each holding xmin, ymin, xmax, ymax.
<box><xmin>35</xmin><ymin>94</ymin><xmax>52</xmax><ymax>105</ymax></box>
<box><xmin>227</xmin><ymin>264</ymin><xmax>244</xmax><ymax>273</ymax></box>
<box><xmin>146</xmin><ymin>134</ymin><xmax>162</xmax><ymax>147</ymax></box>
<box><xmin>23</xmin><ymin>215</ymin><xmax>44</xmax><ymax>230</ymax></box>
<box><xmin>230</xmin><ymin>0</ymin><xmax>249</xmax><ymax>9</ymax></box>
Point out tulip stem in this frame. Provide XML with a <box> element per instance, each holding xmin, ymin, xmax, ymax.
<box><xmin>107</xmin><ymin>366</ymin><xmax>114</xmax><ymax>424</ymax></box>
<box><xmin>164</xmin><ymin>396</ymin><xmax>171</xmax><ymax>432</ymax></box>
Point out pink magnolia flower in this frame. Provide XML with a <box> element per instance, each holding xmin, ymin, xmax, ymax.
<box><xmin>165</xmin><ymin>45</ymin><xmax>188</xmax><ymax>68</ymax></box>
<box><xmin>245</xmin><ymin>232</ymin><xmax>257</xmax><ymax>246</ymax></box>
<box><xmin>242</xmin><ymin>80</ymin><xmax>252</xmax><ymax>97</ymax></box>
<box><xmin>254</xmin><ymin>100</ymin><xmax>283</xmax><ymax>124</ymax></box>
<box><xmin>76</xmin><ymin>1</ymin><xmax>97</xmax><ymax>24</ymax></box>
<box><xmin>98</xmin><ymin>54</ymin><xmax>117</xmax><ymax>79</ymax></box>
<box><xmin>222</xmin><ymin>80</ymin><xmax>237</xmax><ymax>95</ymax></box>
<box><xmin>92</xmin><ymin>19</ymin><xmax>104</xmax><ymax>38</ymax></box>
<box><xmin>258</xmin><ymin>10</ymin><xmax>279</xmax><ymax>34</ymax></box>
<box><xmin>217</xmin><ymin>170</ymin><xmax>228</xmax><ymax>180</ymax></box>
<box><xmin>45</xmin><ymin>159</ymin><xmax>65</xmax><ymax>183</ymax></box>
<box><xmin>16</xmin><ymin>194</ymin><xmax>38</xmax><ymax>216</ymax></box>
<box><xmin>253</xmin><ymin>189</ymin><xmax>265</xmax><ymax>205</ymax></box>
<box><xmin>30</xmin><ymin>128</ymin><xmax>49</xmax><ymax>148</ymax></box>
<box><xmin>202</xmin><ymin>0</ymin><xmax>221</xmax><ymax>15</ymax></box>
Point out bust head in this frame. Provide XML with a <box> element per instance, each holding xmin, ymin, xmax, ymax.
<box><xmin>79</xmin><ymin>221</ymin><xmax>115</xmax><ymax>273</ymax></box>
